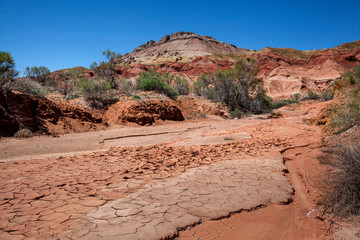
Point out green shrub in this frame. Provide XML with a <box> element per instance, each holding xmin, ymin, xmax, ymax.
<box><xmin>322</xmin><ymin>144</ymin><xmax>360</xmax><ymax>217</ymax></box>
<box><xmin>320</xmin><ymin>89</ymin><xmax>333</xmax><ymax>101</ymax></box>
<box><xmin>136</xmin><ymin>70</ymin><xmax>178</xmax><ymax>99</ymax></box>
<box><xmin>0</xmin><ymin>52</ymin><xmax>19</xmax><ymax>92</ymax></box>
<box><xmin>307</xmin><ymin>89</ymin><xmax>320</xmax><ymax>100</ymax></box>
<box><xmin>229</xmin><ymin>108</ymin><xmax>245</xmax><ymax>118</ymax></box>
<box><xmin>344</xmin><ymin>64</ymin><xmax>360</xmax><ymax>85</ymax></box>
<box><xmin>193</xmin><ymin>73</ymin><xmax>215</xmax><ymax>99</ymax></box>
<box><xmin>329</xmin><ymin>90</ymin><xmax>360</xmax><ymax>132</ymax></box>
<box><xmin>173</xmin><ymin>76</ymin><xmax>190</xmax><ymax>95</ymax></box>
<box><xmin>193</xmin><ymin>57</ymin><xmax>272</xmax><ymax>114</ymax></box>
<box><xmin>15</xmin><ymin>78</ymin><xmax>47</xmax><ymax>97</ymax></box>
<box><xmin>117</xmin><ymin>78</ymin><xmax>134</xmax><ymax>94</ymax></box>
<box><xmin>77</xmin><ymin>78</ymin><xmax>117</xmax><ymax>109</ymax></box>
<box><xmin>24</xmin><ymin>66</ymin><xmax>50</xmax><ymax>85</ymax></box>
<box><xmin>272</xmin><ymin>93</ymin><xmax>300</xmax><ymax>109</ymax></box>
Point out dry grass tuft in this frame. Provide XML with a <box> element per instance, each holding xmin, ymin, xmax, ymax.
<box><xmin>14</xmin><ymin>128</ymin><xmax>33</xmax><ymax>138</ymax></box>
<box><xmin>321</xmin><ymin>144</ymin><xmax>360</xmax><ymax>218</ymax></box>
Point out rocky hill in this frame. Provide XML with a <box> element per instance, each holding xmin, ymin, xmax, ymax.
<box><xmin>52</xmin><ymin>33</ymin><xmax>360</xmax><ymax>99</ymax></box>
<box><xmin>121</xmin><ymin>31</ymin><xmax>251</xmax><ymax>65</ymax></box>
<box><xmin>115</xmin><ymin>34</ymin><xmax>360</xmax><ymax>98</ymax></box>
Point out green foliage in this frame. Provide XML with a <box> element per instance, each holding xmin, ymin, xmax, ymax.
<box><xmin>329</xmin><ymin>90</ymin><xmax>360</xmax><ymax>132</ymax></box>
<box><xmin>133</xmin><ymin>95</ymin><xmax>141</xmax><ymax>99</ymax></box>
<box><xmin>77</xmin><ymin>78</ymin><xmax>117</xmax><ymax>109</ymax></box>
<box><xmin>320</xmin><ymin>89</ymin><xmax>334</xmax><ymax>101</ymax></box>
<box><xmin>272</xmin><ymin>93</ymin><xmax>300</xmax><ymax>109</ymax></box>
<box><xmin>90</xmin><ymin>50</ymin><xmax>122</xmax><ymax>89</ymax></box>
<box><xmin>229</xmin><ymin>108</ymin><xmax>245</xmax><ymax>118</ymax></box>
<box><xmin>164</xmin><ymin>74</ymin><xmax>190</xmax><ymax>95</ymax></box>
<box><xmin>193</xmin><ymin>73</ymin><xmax>215</xmax><ymax>99</ymax></box>
<box><xmin>136</xmin><ymin>69</ymin><xmax>179</xmax><ymax>99</ymax></box>
<box><xmin>193</xmin><ymin>57</ymin><xmax>272</xmax><ymax>114</ymax></box>
<box><xmin>307</xmin><ymin>89</ymin><xmax>320</xmax><ymax>100</ymax></box>
<box><xmin>344</xmin><ymin>64</ymin><xmax>360</xmax><ymax>85</ymax></box>
<box><xmin>24</xmin><ymin>66</ymin><xmax>50</xmax><ymax>85</ymax></box>
<box><xmin>0</xmin><ymin>51</ymin><xmax>19</xmax><ymax>92</ymax></box>
<box><xmin>15</xmin><ymin>78</ymin><xmax>47</xmax><ymax>97</ymax></box>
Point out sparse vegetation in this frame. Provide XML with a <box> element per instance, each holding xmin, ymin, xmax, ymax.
<box><xmin>328</xmin><ymin>65</ymin><xmax>360</xmax><ymax>132</ymax></box>
<box><xmin>117</xmin><ymin>78</ymin><xmax>134</xmax><ymax>94</ymax></box>
<box><xmin>24</xmin><ymin>66</ymin><xmax>50</xmax><ymax>85</ymax></box>
<box><xmin>194</xmin><ymin>57</ymin><xmax>272</xmax><ymax>114</ymax></box>
<box><xmin>320</xmin><ymin>89</ymin><xmax>334</xmax><ymax>101</ymax></box>
<box><xmin>136</xmin><ymin>69</ymin><xmax>179</xmax><ymax>99</ymax></box>
<box><xmin>90</xmin><ymin>50</ymin><xmax>122</xmax><ymax>89</ymax></box>
<box><xmin>55</xmin><ymin>69</ymin><xmax>78</xmax><ymax>100</ymax></box>
<box><xmin>14</xmin><ymin>128</ymin><xmax>33</xmax><ymax>138</ymax></box>
<box><xmin>0</xmin><ymin>51</ymin><xmax>19</xmax><ymax>92</ymax></box>
<box><xmin>272</xmin><ymin>93</ymin><xmax>300</xmax><ymax>109</ymax></box>
<box><xmin>268</xmin><ymin>110</ymin><xmax>283</xmax><ymax>118</ymax></box>
<box><xmin>14</xmin><ymin>78</ymin><xmax>47</xmax><ymax>97</ymax></box>
<box><xmin>77</xmin><ymin>77</ymin><xmax>117</xmax><ymax>109</ymax></box>
<box><xmin>343</xmin><ymin>64</ymin><xmax>360</xmax><ymax>85</ymax></box>
<box><xmin>168</xmin><ymin>75</ymin><xmax>190</xmax><ymax>95</ymax></box>
<box><xmin>229</xmin><ymin>108</ymin><xmax>245</xmax><ymax>118</ymax></box>
<box><xmin>322</xmin><ymin>144</ymin><xmax>360</xmax><ymax>218</ymax></box>
<box><xmin>329</xmin><ymin>90</ymin><xmax>360</xmax><ymax>132</ymax></box>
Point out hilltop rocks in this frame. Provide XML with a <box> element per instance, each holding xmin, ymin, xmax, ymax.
<box><xmin>123</xmin><ymin>31</ymin><xmax>251</xmax><ymax>65</ymax></box>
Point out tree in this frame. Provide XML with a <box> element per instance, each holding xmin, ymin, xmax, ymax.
<box><xmin>56</xmin><ymin>69</ymin><xmax>78</xmax><ymax>100</ymax></box>
<box><xmin>90</xmin><ymin>49</ymin><xmax>121</xmax><ymax>89</ymax></box>
<box><xmin>0</xmin><ymin>52</ymin><xmax>19</xmax><ymax>92</ymax></box>
<box><xmin>24</xmin><ymin>66</ymin><xmax>50</xmax><ymax>85</ymax></box>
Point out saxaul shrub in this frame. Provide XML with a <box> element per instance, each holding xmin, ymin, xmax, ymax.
<box><xmin>136</xmin><ymin>69</ymin><xmax>179</xmax><ymax>99</ymax></box>
<box><xmin>193</xmin><ymin>57</ymin><xmax>272</xmax><ymax>114</ymax></box>
<box><xmin>14</xmin><ymin>78</ymin><xmax>47</xmax><ymax>97</ymax></box>
<box><xmin>77</xmin><ymin>78</ymin><xmax>117</xmax><ymax>109</ymax></box>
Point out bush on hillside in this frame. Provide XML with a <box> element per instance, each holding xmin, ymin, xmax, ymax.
<box><xmin>329</xmin><ymin>90</ymin><xmax>360</xmax><ymax>132</ymax></box>
<box><xmin>136</xmin><ymin>69</ymin><xmax>179</xmax><ymax>99</ymax></box>
<box><xmin>117</xmin><ymin>78</ymin><xmax>134</xmax><ymax>94</ymax></box>
<box><xmin>90</xmin><ymin>49</ymin><xmax>122</xmax><ymax>89</ymax></box>
<box><xmin>56</xmin><ymin>69</ymin><xmax>78</xmax><ymax>100</ymax></box>
<box><xmin>193</xmin><ymin>57</ymin><xmax>272</xmax><ymax>114</ymax></box>
<box><xmin>272</xmin><ymin>93</ymin><xmax>300</xmax><ymax>109</ymax></box>
<box><xmin>344</xmin><ymin>64</ymin><xmax>360</xmax><ymax>85</ymax></box>
<box><xmin>77</xmin><ymin>78</ymin><xmax>117</xmax><ymax>109</ymax></box>
<box><xmin>0</xmin><ymin>52</ymin><xmax>19</xmax><ymax>92</ymax></box>
<box><xmin>14</xmin><ymin>78</ymin><xmax>47</xmax><ymax>97</ymax></box>
<box><xmin>24</xmin><ymin>66</ymin><xmax>50</xmax><ymax>85</ymax></box>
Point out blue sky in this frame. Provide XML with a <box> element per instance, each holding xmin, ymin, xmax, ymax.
<box><xmin>1</xmin><ymin>0</ymin><xmax>359</xmax><ymax>74</ymax></box>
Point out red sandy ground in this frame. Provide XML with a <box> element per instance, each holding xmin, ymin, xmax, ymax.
<box><xmin>0</xmin><ymin>100</ymin><xmax>344</xmax><ymax>239</ymax></box>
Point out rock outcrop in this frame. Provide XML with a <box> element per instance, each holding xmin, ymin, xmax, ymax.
<box><xmin>105</xmin><ymin>99</ymin><xmax>184</xmax><ymax>125</ymax></box>
<box><xmin>0</xmin><ymin>91</ymin><xmax>105</xmax><ymax>136</ymax></box>
<box><xmin>122</xmin><ymin>31</ymin><xmax>251</xmax><ymax>65</ymax></box>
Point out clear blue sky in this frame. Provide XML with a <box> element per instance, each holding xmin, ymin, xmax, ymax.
<box><xmin>1</xmin><ymin>0</ymin><xmax>359</xmax><ymax>74</ymax></box>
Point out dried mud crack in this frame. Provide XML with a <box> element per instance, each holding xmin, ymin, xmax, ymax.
<box><xmin>0</xmin><ymin>103</ymin><xmax>332</xmax><ymax>240</ymax></box>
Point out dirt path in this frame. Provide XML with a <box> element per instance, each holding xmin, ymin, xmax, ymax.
<box><xmin>0</xmin><ymin>101</ymin><xmax>331</xmax><ymax>239</ymax></box>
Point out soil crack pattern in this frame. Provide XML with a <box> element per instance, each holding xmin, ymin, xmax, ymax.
<box><xmin>61</xmin><ymin>157</ymin><xmax>293</xmax><ymax>240</ymax></box>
